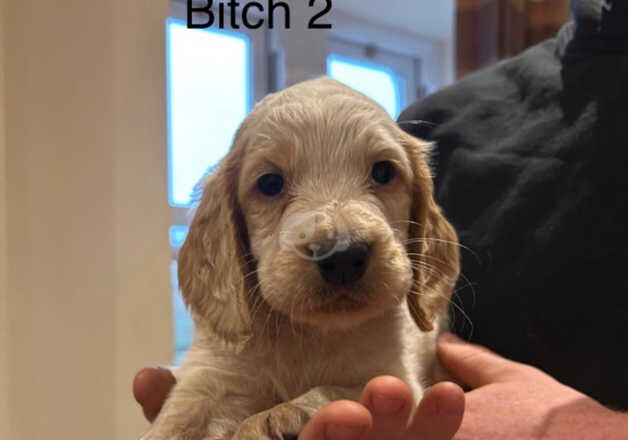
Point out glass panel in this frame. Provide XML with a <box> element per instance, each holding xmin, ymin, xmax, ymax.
<box><xmin>167</xmin><ymin>19</ymin><xmax>253</xmax><ymax>363</ymax></box>
<box><xmin>327</xmin><ymin>54</ymin><xmax>402</xmax><ymax>119</ymax></box>
<box><xmin>169</xmin><ymin>225</ymin><xmax>189</xmax><ymax>250</ymax></box>
<box><xmin>171</xmin><ymin>260</ymin><xmax>194</xmax><ymax>364</ymax></box>
<box><xmin>167</xmin><ymin>19</ymin><xmax>251</xmax><ymax>207</ymax></box>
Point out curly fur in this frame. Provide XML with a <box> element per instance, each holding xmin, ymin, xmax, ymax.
<box><xmin>142</xmin><ymin>78</ymin><xmax>460</xmax><ymax>440</ymax></box>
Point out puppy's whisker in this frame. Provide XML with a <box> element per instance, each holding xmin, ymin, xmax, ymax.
<box><xmin>391</xmin><ymin>219</ymin><xmax>421</xmax><ymax>227</ymax></box>
<box><xmin>408</xmin><ymin>286</ymin><xmax>474</xmax><ymax>335</ymax></box>
<box><xmin>408</xmin><ymin>252</ymin><xmax>458</xmax><ymax>271</ymax></box>
<box><xmin>246</xmin><ymin>283</ymin><xmax>278</xmax><ymax>340</ymax></box>
<box><xmin>286</xmin><ymin>293</ymin><xmax>300</xmax><ymax>340</ymax></box>
<box><xmin>404</xmin><ymin>237</ymin><xmax>481</xmax><ymax>263</ymax></box>
<box><xmin>450</xmin><ymin>278</ymin><xmax>477</xmax><ymax>339</ymax></box>
<box><xmin>247</xmin><ymin>281</ymin><xmax>267</xmax><ymax>326</ymax></box>
<box><xmin>243</xmin><ymin>269</ymin><xmax>259</xmax><ymax>280</ymax></box>
<box><xmin>408</xmin><ymin>253</ymin><xmax>476</xmax><ymax>305</ymax></box>
<box><xmin>408</xmin><ymin>259</ymin><xmax>447</xmax><ymax>276</ymax></box>
<box><xmin>407</xmin><ymin>252</ymin><xmax>476</xmax><ymax>338</ymax></box>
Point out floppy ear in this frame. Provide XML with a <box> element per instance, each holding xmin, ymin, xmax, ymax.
<box><xmin>401</xmin><ymin>132</ymin><xmax>460</xmax><ymax>331</ymax></box>
<box><xmin>177</xmin><ymin>151</ymin><xmax>254</xmax><ymax>348</ymax></box>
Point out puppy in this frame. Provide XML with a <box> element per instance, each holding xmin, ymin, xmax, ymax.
<box><xmin>142</xmin><ymin>77</ymin><xmax>459</xmax><ymax>440</ymax></box>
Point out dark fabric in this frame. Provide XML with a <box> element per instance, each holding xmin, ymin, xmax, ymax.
<box><xmin>399</xmin><ymin>0</ymin><xmax>628</xmax><ymax>409</ymax></box>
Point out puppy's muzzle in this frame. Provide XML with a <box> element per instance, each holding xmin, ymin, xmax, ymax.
<box><xmin>315</xmin><ymin>240</ymin><xmax>370</xmax><ymax>286</ymax></box>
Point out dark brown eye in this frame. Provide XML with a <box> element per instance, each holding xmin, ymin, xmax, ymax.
<box><xmin>372</xmin><ymin>161</ymin><xmax>395</xmax><ymax>185</ymax></box>
<box><xmin>257</xmin><ymin>173</ymin><xmax>284</xmax><ymax>197</ymax></box>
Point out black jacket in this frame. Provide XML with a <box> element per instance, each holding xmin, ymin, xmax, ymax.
<box><xmin>399</xmin><ymin>0</ymin><xmax>628</xmax><ymax>409</ymax></box>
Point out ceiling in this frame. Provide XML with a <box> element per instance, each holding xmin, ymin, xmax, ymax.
<box><xmin>332</xmin><ymin>0</ymin><xmax>455</xmax><ymax>41</ymax></box>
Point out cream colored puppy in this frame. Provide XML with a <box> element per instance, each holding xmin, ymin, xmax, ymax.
<box><xmin>142</xmin><ymin>77</ymin><xmax>459</xmax><ymax>440</ymax></box>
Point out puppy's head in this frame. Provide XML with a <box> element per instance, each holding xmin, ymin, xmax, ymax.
<box><xmin>178</xmin><ymin>78</ymin><xmax>459</xmax><ymax>345</ymax></box>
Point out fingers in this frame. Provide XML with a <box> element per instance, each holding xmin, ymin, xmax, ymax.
<box><xmin>298</xmin><ymin>400</ymin><xmax>372</xmax><ymax>440</ymax></box>
<box><xmin>359</xmin><ymin>376</ymin><xmax>413</xmax><ymax>440</ymax></box>
<box><xmin>437</xmin><ymin>333</ymin><xmax>521</xmax><ymax>389</ymax></box>
<box><xmin>405</xmin><ymin>382</ymin><xmax>465</xmax><ymax>440</ymax></box>
<box><xmin>133</xmin><ymin>367</ymin><xmax>176</xmax><ymax>422</ymax></box>
<box><xmin>298</xmin><ymin>377</ymin><xmax>461</xmax><ymax>440</ymax></box>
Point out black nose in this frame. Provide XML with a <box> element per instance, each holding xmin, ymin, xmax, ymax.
<box><xmin>315</xmin><ymin>241</ymin><xmax>370</xmax><ymax>285</ymax></box>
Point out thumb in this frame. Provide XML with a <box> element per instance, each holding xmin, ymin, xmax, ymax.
<box><xmin>133</xmin><ymin>367</ymin><xmax>177</xmax><ymax>422</ymax></box>
<box><xmin>437</xmin><ymin>333</ymin><xmax>521</xmax><ymax>389</ymax></box>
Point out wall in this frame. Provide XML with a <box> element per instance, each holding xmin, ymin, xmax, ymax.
<box><xmin>274</xmin><ymin>2</ymin><xmax>328</xmax><ymax>87</ymax></box>
<box><xmin>0</xmin><ymin>0</ymin><xmax>9</xmax><ymax>437</ymax></box>
<box><xmin>111</xmin><ymin>2</ymin><xmax>174</xmax><ymax>438</ymax></box>
<box><xmin>1</xmin><ymin>1</ymin><xmax>172</xmax><ymax>439</ymax></box>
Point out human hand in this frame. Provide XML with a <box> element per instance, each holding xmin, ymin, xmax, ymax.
<box><xmin>437</xmin><ymin>333</ymin><xmax>628</xmax><ymax>440</ymax></box>
<box><xmin>133</xmin><ymin>367</ymin><xmax>177</xmax><ymax>422</ymax></box>
<box><xmin>133</xmin><ymin>368</ymin><xmax>465</xmax><ymax>439</ymax></box>
<box><xmin>296</xmin><ymin>377</ymin><xmax>464</xmax><ymax>440</ymax></box>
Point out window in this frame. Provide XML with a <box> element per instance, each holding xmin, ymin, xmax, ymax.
<box><xmin>327</xmin><ymin>37</ymin><xmax>422</xmax><ymax>120</ymax></box>
<box><xmin>167</xmin><ymin>19</ymin><xmax>251</xmax><ymax>208</ymax></box>
<box><xmin>169</xmin><ymin>225</ymin><xmax>192</xmax><ymax>364</ymax></box>
<box><xmin>327</xmin><ymin>54</ymin><xmax>402</xmax><ymax>119</ymax></box>
<box><xmin>166</xmin><ymin>1</ymin><xmax>267</xmax><ymax>363</ymax></box>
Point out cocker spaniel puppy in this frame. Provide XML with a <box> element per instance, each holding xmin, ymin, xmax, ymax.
<box><xmin>142</xmin><ymin>77</ymin><xmax>459</xmax><ymax>440</ymax></box>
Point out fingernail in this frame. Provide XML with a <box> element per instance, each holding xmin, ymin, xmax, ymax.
<box><xmin>439</xmin><ymin>332</ymin><xmax>463</xmax><ymax>343</ymax></box>
<box><xmin>372</xmin><ymin>394</ymin><xmax>405</xmax><ymax>414</ymax></box>
<box><xmin>325</xmin><ymin>423</ymin><xmax>365</xmax><ymax>440</ymax></box>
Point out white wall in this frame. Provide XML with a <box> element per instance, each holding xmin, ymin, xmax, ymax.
<box><xmin>274</xmin><ymin>2</ymin><xmax>328</xmax><ymax>87</ymax></box>
<box><xmin>1</xmin><ymin>1</ymin><xmax>172</xmax><ymax>439</ymax></box>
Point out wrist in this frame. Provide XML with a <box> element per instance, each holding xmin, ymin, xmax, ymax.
<box><xmin>609</xmin><ymin>410</ymin><xmax>628</xmax><ymax>431</ymax></box>
<box><xmin>548</xmin><ymin>398</ymin><xmax>628</xmax><ymax>439</ymax></box>
<box><xmin>591</xmin><ymin>405</ymin><xmax>628</xmax><ymax>438</ymax></box>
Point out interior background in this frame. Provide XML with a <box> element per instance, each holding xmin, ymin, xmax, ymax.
<box><xmin>0</xmin><ymin>1</ymin><xmax>570</xmax><ymax>439</ymax></box>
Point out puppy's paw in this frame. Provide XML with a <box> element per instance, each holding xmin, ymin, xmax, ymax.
<box><xmin>141</xmin><ymin>427</ymin><xmax>206</xmax><ymax>440</ymax></box>
<box><xmin>232</xmin><ymin>403</ymin><xmax>310</xmax><ymax>440</ymax></box>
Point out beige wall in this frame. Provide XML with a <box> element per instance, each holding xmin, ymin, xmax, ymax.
<box><xmin>0</xmin><ymin>0</ymin><xmax>9</xmax><ymax>437</ymax></box>
<box><xmin>111</xmin><ymin>2</ymin><xmax>174</xmax><ymax>437</ymax></box>
<box><xmin>1</xmin><ymin>1</ymin><xmax>172</xmax><ymax>439</ymax></box>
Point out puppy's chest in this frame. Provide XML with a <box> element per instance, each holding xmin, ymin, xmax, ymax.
<box><xmin>250</xmin><ymin>327</ymin><xmax>413</xmax><ymax>402</ymax></box>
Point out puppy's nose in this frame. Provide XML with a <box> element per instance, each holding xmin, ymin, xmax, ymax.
<box><xmin>316</xmin><ymin>241</ymin><xmax>370</xmax><ymax>285</ymax></box>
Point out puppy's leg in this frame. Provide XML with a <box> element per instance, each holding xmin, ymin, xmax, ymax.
<box><xmin>140</xmin><ymin>365</ymin><xmax>260</xmax><ymax>440</ymax></box>
<box><xmin>232</xmin><ymin>385</ymin><xmax>362</xmax><ymax>440</ymax></box>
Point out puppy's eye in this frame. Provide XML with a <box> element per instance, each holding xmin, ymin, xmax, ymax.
<box><xmin>257</xmin><ymin>173</ymin><xmax>284</xmax><ymax>197</ymax></box>
<box><xmin>371</xmin><ymin>161</ymin><xmax>395</xmax><ymax>185</ymax></box>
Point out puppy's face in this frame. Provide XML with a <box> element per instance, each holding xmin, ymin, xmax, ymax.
<box><xmin>238</xmin><ymin>97</ymin><xmax>414</xmax><ymax>329</ymax></box>
<box><xmin>178</xmin><ymin>79</ymin><xmax>459</xmax><ymax>344</ymax></box>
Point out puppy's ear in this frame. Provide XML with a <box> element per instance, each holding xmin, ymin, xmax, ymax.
<box><xmin>177</xmin><ymin>151</ymin><xmax>253</xmax><ymax>347</ymax></box>
<box><xmin>401</xmin><ymin>132</ymin><xmax>460</xmax><ymax>331</ymax></box>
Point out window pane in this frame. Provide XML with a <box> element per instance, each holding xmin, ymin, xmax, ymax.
<box><xmin>170</xmin><ymin>227</ymin><xmax>192</xmax><ymax>365</ymax></box>
<box><xmin>171</xmin><ymin>259</ymin><xmax>194</xmax><ymax>364</ymax></box>
<box><xmin>327</xmin><ymin>54</ymin><xmax>402</xmax><ymax>119</ymax></box>
<box><xmin>167</xmin><ymin>19</ymin><xmax>251</xmax><ymax>207</ymax></box>
<box><xmin>169</xmin><ymin>224</ymin><xmax>189</xmax><ymax>250</ymax></box>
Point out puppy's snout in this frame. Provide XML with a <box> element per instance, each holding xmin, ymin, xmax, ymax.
<box><xmin>316</xmin><ymin>241</ymin><xmax>370</xmax><ymax>286</ymax></box>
